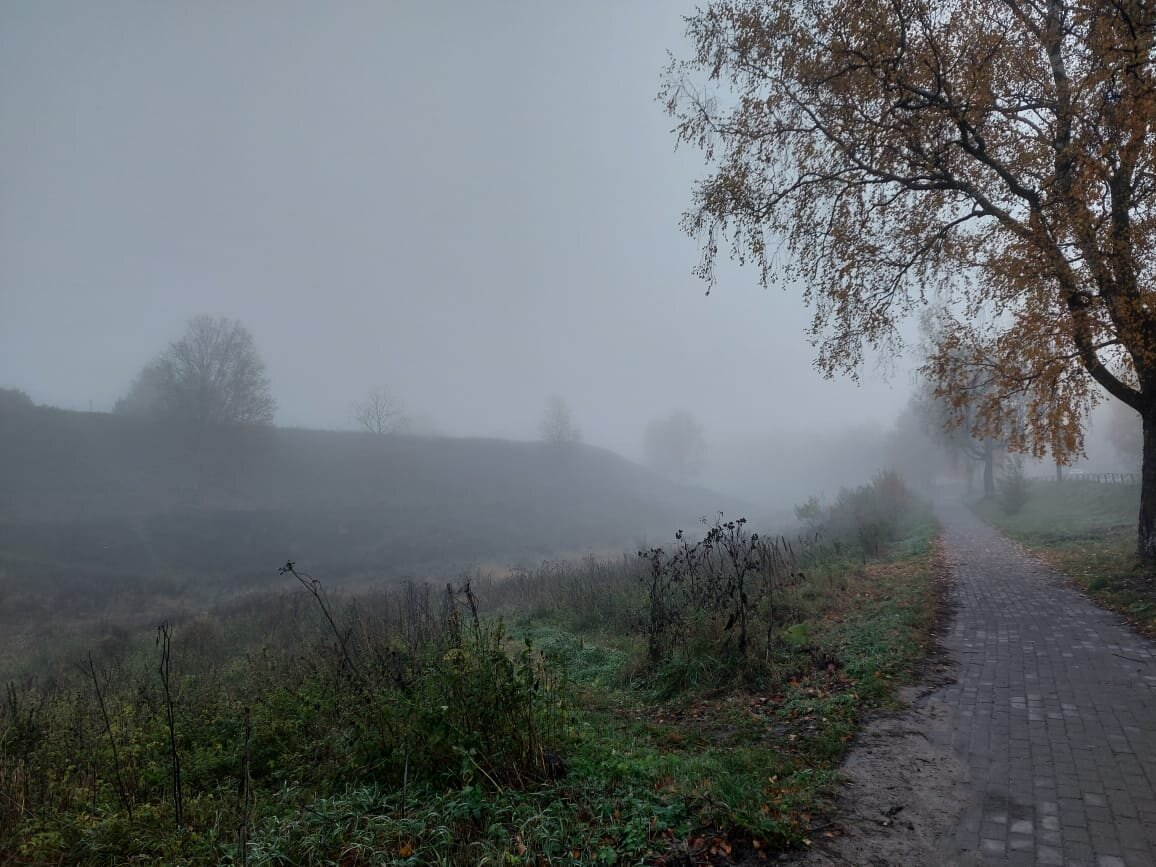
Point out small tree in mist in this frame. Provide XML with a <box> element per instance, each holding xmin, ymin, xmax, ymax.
<box><xmin>999</xmin><ymin>457</ymin><xmax>1030</xmax><ymax>515</ymax></box>
<box><xmin>910</xmin><ymin>313</ymin><xmax>1012</xmax><ymax>498</ymax></box>
<box><xmin>0</xmin><ymin>388</ymin><xmax>34</xmax><ymax>414</ymax></box>
<box><xmin>643</xmin><ymin>410</ymin><xmax>706</xmax><ymax>482</ymax></box>
<box><xmin>538</xmin><ymin>395</ymin><xmax>581</xmax><ymax>446</ymax></box>
<box><xmin>116</xmin><ymin>316</ymin><xmax>275</xmax><ymax>427</ymax></box>
<box><xmin>883</xmin><ymin>399</ymin><xmax>949</xmax><ymax>496</ymax></box>
<box><xmin>909</xmin><ymin>384</ymin><xmax>1005</xmax><ymax>499</ymax></box>
<box><xmin>352</xmin><ymin>386</ymin><xmax>402</xmax><ymax>435</ymax></box>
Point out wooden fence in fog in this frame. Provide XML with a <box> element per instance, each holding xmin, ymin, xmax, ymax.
<box><xmin>1033</xmin><ymin>472</ymin><xmax>1140</xmax><ymax>485</ymax></box>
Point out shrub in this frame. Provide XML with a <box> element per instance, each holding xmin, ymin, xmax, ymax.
<box><xmin>404</xmin><ymin>591</ymin><xmax>566</xmax><ymax>787</ymax></box>
<box><xmin>274</xmin><ymin>569</ymin><xmax>568</xmax><ymax>789</ymax></box>
<box><xmin>631</xmin><ymin>472</ymin><xmax>915</xmax><ymax>691</ymax></box>
<box><xmin>637</xmin><ymin>517</ymin><xmax>809</xmax><ymax>676</ymax></box>
<box><xmin>793</xmin><ymin>496</ymin><xmax>823</xmax><ymax>533</ymax></box>
<box><xmin>1000</xmin><ymin>458</ymin><xmax>1029</xmax><ymax>515</ymax></box>
<box><xmin>824</xmin><ymin>470</ymin><xmax>910</xmax><ymax>557</ymax></box>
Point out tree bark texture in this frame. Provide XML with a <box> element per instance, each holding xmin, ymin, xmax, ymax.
<box><xmin>1139</xmin><ymin>413</ymin><xmax>1156</xmax><ymax>563</ymax></box>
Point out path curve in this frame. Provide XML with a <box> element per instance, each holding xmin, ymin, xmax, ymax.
<box><xmin>801</xmin><ymin>498</ymin><xmax>1156</xmax><ymax>866</ymax></box>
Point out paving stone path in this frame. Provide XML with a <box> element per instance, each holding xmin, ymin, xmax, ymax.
<box><xmin>931</xmin><ymin>499</ymin><xmax>1156</xmax><ymax>866</ymax></box>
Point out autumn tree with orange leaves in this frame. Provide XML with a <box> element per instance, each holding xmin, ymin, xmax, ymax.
<box><xmin>664</xmin><ymin>0</ymin><xmax>1156</xmax><ymax>561</ymax></box>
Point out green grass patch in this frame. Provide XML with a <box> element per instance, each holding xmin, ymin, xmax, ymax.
<box><xmin>972</xmin><ymin>480</ymin><xmax>1156</xmax><ymax>637</ymax></box>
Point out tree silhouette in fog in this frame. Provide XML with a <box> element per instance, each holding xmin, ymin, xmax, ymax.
<box><xmin>538</xmin><ymin>395</ymin><xmax>582</xmax><ymax>446</ymax></box>
<box><xmin>116</xmin><ymin>316</ymin><xmax>275</xmax><ymax>427</ymax></box>
<box><xmin>0</xmin><ymin>388</ymin><xmax>34</xmax><ymax>414</ymax></box>
<box><xmin>643</xmin><ymin>410</ymin><xmax>706</xmax><ymax>482</ymax></box>
<box><xmin>352</xmin><ymin>386</ymin><xmax>402</xmax><ymax>435</ymax></box>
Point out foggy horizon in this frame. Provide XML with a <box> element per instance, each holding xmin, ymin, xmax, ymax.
<box><xmin>1</xmin><ymin>1</ymin><xmax>913</xmax><ymax>462</ymax></box>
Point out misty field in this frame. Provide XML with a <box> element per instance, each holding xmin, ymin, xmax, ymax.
<box><xmin>0</xmin><ymin>405</ymin><xmax>760</xmax><ymax>684</ymax></box>
<box><xmin>0</xmin><ymin>473</ymin><xmax>941</xmax><ymax>865</ymax></box>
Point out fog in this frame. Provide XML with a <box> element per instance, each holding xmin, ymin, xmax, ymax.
<box><xmin>1</xmin><ymin>0</ymin><xmax>911</xmax><ymax>471</ymax></box>
<box><xmin>6</xmin><ymin>7</ymin><xmax>1156</xmax><ymax>864</ymax></box>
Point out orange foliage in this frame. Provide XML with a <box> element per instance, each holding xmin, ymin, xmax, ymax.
<box><xmin>664</xmin><ymin>0</ymin><xmax>1156</xmax><ymax>463</ymax></box>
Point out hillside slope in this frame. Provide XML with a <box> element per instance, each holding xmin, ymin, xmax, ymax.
<box><xmin>0</xmin><ymin>406</ymin><xmax>747</xmax><ymax>587</ymax></box>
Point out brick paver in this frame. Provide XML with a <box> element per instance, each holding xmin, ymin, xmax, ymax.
<box><xmin>933</xmin><ymin>499</ymin><xmax>1156</xmax><ymax>866</ymax></box>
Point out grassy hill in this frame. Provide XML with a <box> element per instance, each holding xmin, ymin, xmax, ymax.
<box><xmin>0</xmin><ymin>406</ymin><xmax>747</xmax><ymax>574</ymax></box>
<box><xmin>0</xmin><ymin>405</ymin><xmax>749</xmax><ymax>673</ymax></box>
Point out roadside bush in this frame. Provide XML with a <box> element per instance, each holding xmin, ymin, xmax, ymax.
<box><xmin>404</xmin><ymin>594</ymin><xmax>566</xmax><ymax>787</ymax></box>
<box><xmin>1000</xmin><ymin>458</ymin><xmax>1029</xmax><ymax>515</ymax></box>
<box><xmin>823</xmin><ymin>470</ymin><xmax>910</xmax><ymax>557</ymax></box>
<box><xmin>794</xmin><ymin>495</ymin><xmax>823</xmax><ymax>534</ymax></box>
<box><xmin>269</xmin><ymin>570</ymin><xmax>568</xmax><ymax>789</ymax></box>
<box><xmin>637</xmin><ymin>516</ymin><xmax>809</xmax><ymax>680</ymax></box>
<box><xmin>627</xmin><ymin>471</ymin><xmax>919</xmax><ymax>691</ymax></box>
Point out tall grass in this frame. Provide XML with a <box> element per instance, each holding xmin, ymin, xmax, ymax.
<box><xmin>0</xmin><ymin>577</ymin><xmax>566</xmax><ymax>864</ymax></box>
<box><xmin>0</xmin><ymin>468</ymin><xmax>934</xmax><ymax>865</ymax></box>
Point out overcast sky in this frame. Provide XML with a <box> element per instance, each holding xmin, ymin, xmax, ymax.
<box><xmin>0</xmin><ymin>1</ymin><xmax>912</xmax><ymax>458</ymax></box>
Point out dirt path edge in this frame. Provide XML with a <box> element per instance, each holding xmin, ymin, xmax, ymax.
<box><xmin>789</xmin><ymin>540</ymin><xmax>967</xmax><ymax>867</ymax></box>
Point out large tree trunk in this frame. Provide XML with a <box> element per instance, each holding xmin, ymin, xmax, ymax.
<box><xmin>1139</xmin><ymin>412</ymin><xmax>1156</xmax><ymax>563</ymax></box>
<box><xmin>1055</xmin><ymin>462</ymin><xmax>1063</xmax><ymax>483</ymax></box>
